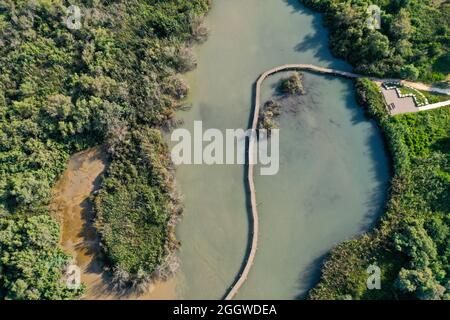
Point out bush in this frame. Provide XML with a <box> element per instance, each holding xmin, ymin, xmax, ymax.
<box><xmin>0</xmin><ymin>215</ymin><xmax>84</xmax><ymax>300</ymax></box>
<box><xmin>278</xmin><ymin>72</ymin><xmax>305</xmax><ymax>95</ymax></box>
<box><xmin>94</xmin><ymin>128</ymin><xmax>181</xmax><ymax>289</ymax></box>
<box><xmin>300</xmin><ymin>0</ymin><xmax>450</xmax><ymax>82</ymax></box>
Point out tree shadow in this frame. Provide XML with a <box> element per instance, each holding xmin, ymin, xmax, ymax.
<box><xmin>431</xmin><ymin>136</ymin><xmax>450</xmax><ymax>155</ymax></box>
<box><xmin>222</xmin><ymin>80</ymin><xmax>259</xmax><ymax>300</ymax></box>
<box><xmin>283</xmin><ymin>0</ymin><xmax>351</xmax><ymax>70</ymax></box>
<box><xmin>358</xmin><ymin>131</ymin><xmax>391</xmax><ymax>232</ymax></box>
<box><xmin>295</xmin><ymin>253</ymin><xmax>328</xmax><ymax>299</ymax></box>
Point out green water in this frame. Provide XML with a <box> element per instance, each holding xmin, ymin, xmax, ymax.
<box><xmin>171</xmin><ymin>0</ymin><xmax>389</xmax><ymax>299</ymax></box>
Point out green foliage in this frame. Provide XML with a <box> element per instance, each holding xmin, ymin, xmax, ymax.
<box><xmin>278</xmin><ymin>72</ymin><xmax>305</xmax><ymax>95</ymax></box>
<box><xmin>419</xmin><ymin>90</ymin><xmax>449</xmax><ymax>104</ymax></box>
<box><xmin>300</xmin><ymin>0</ymin><xmax>450</xmax><ymax>82</ymax></box>
<box><xmin>400</xmin><ymin>65</ymin><xmax>420</xmax><ymax>81</ymax></box>
<box><xmin>0</xmin><ymin>215</ymin><xmax>83</xmax><ymax>300</ymax></box>
<box><xmin>0</xmin><ymin>0</ymin><xmax>209</xmax><ymax>298</ymax></box>
<box><xmin>394</xmin><ymin>219</ymin><xmax>438</xmax><ymax>269</ymax></box>
<box><xmin>94</xmin><ymin>128</ymin><xmax>181</xmax><ymax>285</ymax></box>
<box><xmin>397</xmin><ymin>109</ymin><xmax>449</xmax><ymax>158</ymax></box>
<box><xmin>433</xmin><ymin>53</ymin><xmax>450</xmax><ymax>74</ymax></box>
<box><xmin>309</xmin><ymin>79</ymin><xmax>450</xmax><ymax>300</ymax></box>
<box><xmin>396</xmin><ymin>267</ymin><xmax>445</xmax><ymax>300</ymax></box>
<box><xmin>258</xmin><ymin>100</ymin><xmax>282</xmax><ymax>134</ymax></box>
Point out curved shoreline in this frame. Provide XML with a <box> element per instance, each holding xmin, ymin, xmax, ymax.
<box><xmin>224</xmin><ymin>64</ymin><xmax>450</xmax><ymax>300</ymax></box>
<box><xmin>52</xmin><ymin>147</ymin><xmax>176</xmax><ymax>300</ymax></box>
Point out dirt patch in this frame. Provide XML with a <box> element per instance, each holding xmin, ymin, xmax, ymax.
<box><xmin>51</xmin><ymin>147</ymin><xmax>176</xmax><ymax>300</ymax></box>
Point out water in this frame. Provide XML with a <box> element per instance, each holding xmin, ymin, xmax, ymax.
<box><xmin>171</xmin><ymin>0</ymin><xmax>389</xmax><ymax>299</ymax></box>
<box><xmin>52</xmin><ymin>148</ymin><xmax>177</xmax><ymax>300</ymax></box>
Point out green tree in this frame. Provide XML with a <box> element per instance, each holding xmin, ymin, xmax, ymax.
<box><xmin>396</xmin><ymin>268</ymin><xmax>445</xmax><ymax>300</ymax></box>
<box><xmin>393</xmin><ymin>219</ymin><xmax>437</xmax><ymax>269</ymax></box>
<box><xmin>390</xmin><ymin>9</ymin><xmax>412</xmax><ymax>40</ymax></box>
<box><xmin>0</xmin><ymin>215</ymin><xmax>83</xmax><ymax>300</ymax></box>
<box><xmin>400</xmin><ymin>64</ymin><xmax>420</xmax><ymax>80</ymax></box>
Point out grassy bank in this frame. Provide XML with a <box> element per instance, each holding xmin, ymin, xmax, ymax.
<box><xmin>309</xmin><ymin>78</ymin><xmax>449</xmax><ymax>300</ymax></box>
<box><xmin>0</xmin><ymin>0</ymin><xmax>210</xmax><ymax>299</ymax></box>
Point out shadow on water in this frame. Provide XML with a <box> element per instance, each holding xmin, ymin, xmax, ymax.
<box><xmin>77</xmin><ymin>197</ymin><xmax>103</xmax><ymax>275</ymax></box>
<box><xmin>75</xmin><ymin>150</ymin><xmax>107</xmax><ymax>274</ymax></box>
<box><xmin>295</xmin><ymin>253</ymin><xmax>328</xmax><ymax>299</ymax></box>
<box><xmin>283</xmin><ymin>0</ymin><xmax>351</xmax><ymax>70</ymax></box>
<box><xmin>359</xmin><ymin>128</ymin><xmax>391</xmax><ymax>232</ymax></box>
<box><xmin>222</xmin><ymin>80</ymin><xmax>258</xmax><ymax>300</ymax></box>
<box><xmin>340</xmin><ymin>83</ymin><xmax>392</xmax><ymax>232</ymax></box>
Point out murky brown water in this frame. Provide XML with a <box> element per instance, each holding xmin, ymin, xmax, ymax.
<box><xmin>51</xmin><ymin>147</ymin><xmax>176</xmax><ymax>300</ymax></box>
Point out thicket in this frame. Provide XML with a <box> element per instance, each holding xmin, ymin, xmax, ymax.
<box><xmin>300</xmin><ymin>0</ymin><xmax>450</xmax><ymax>83</ymax></box>
<box><xmin>0</xmin><ymin>0</ymin><xmax>210</xmax><ymax>299</ymax></box>
<box><xmin>0</xmin><ymin>215</ymin><xmax>84</xmax><ymax>299</ymax></box>
<box><xmin>94</xmin><ymin>128</ymin><xmax>182</xmax><ymax>290</ymax></box>
<box><xmin>278</xmin><ymin>72</ymin><xmax>305</xmax><ymax>95</ymax></box>
<box><xmin>309</xmin><ymin>78</ymin><xmax>449</xmax><ymax>300</ymax></box>
<box><xmin>258</xmin><ymin>100</ymin><xmax>281</xmax><ymax>134</ymax></box>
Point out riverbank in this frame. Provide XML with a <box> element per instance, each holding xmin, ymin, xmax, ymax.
<box><xmin>309</xmin><ymin>79</ymin><xmax>449</xmax><ymax>299</ymax></box>
<box><xmin>171</xmin><ymin>0</ymin><xmax>390</xmax><ymax>299</ymax></box>
<box><xmin>0</xmin><ymin>0</ymin><xmax>211</xmax><ymax>299</ymax></box>
<box><xmin>51</xmin><ymin>147</ymin><xmax>176</xmax><ymax>300</ymax></box>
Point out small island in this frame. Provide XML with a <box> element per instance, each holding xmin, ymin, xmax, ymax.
<box><xmin>279</xmin><ymin>72</ymin><xmax>305</xmax><ymax>95</ymax></box>
<box><xmin>258</xmin><ymin>100</ymin><xmax>282</xmax><ymax>134</ymax></box>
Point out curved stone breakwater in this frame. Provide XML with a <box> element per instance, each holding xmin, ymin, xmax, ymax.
<box><xmin>223</xmin><ymin>64</ymin><xmax>450</xmax><ymax>300</ymax></box>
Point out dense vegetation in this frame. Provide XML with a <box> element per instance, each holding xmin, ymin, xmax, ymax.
<box><xmin>279</xmin><ymin>72</ymin><xmax>305</xmax><ymax>95</ymax></box>
<box><xmin>300</xmin><ymin>0</ymin><xmax>450</xmax><ymax>83</ymax></box>
<box><xmin>94</xmin><ymin>128</ymin><xmax>182</xmax><ymax>290</ymax></box>
<box><xmin>0</xmin><ymin>215</ymin><xmax>84</xmax><ymax>299</ymax></box>
<box><xmin>0</xmin><ymin>0</ymin><xmax>209</xmax><ymax>299</ymax></box>
<box><xmin>258</xmin><ymin>100</ymin><xmax>282</xmax><ymax>133</ymax></box>
<box><xmin>309</xmin><ymin>78</ymin><xmax>449</xmax><ymax>300</ymax></box>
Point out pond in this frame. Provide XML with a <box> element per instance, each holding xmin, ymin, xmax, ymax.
<box><xmin>173</xmin><ymin>0</ymin><xmax>390</xmax><ymax>299</ymax></box>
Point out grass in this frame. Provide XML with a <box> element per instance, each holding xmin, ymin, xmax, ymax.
<box><xmin>419</xmin><ymin>90</ymin><xmax>450</xmax><ymax>104</ymax></box>
<box><xmin>398</xmin><ymin>86</ymin><xmax>428</xmax><ymax>106</ymax></box>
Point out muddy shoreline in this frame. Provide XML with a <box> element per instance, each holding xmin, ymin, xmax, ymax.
<box><xmin>51</xmin><ymin>147</ymin><xmax>176</xmax><ymax>300</ymax></box>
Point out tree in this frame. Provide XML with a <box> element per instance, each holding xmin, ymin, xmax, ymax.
<box><xmin>390</xmin><ymin>9</ymin><xmax>412</xmax><ymax>40</ymax></box>
<box><xmin>400</xmin><ymin>64</ymin><xmax>420</xmax><ymax>80</ymax></box>
<box><xmin>0</xmin><ymin>215</ymin><xmax>83</xmax><ymax>300</ymax></box>
<box><xmin>9</xmin><ymin>172</ymin><xmax>51</xmax><ymax>209</ymax></box>
<box><xmin>394</xmin><ymin>219</ymin><xmax>437</xmax><ymax>269</ymax></box>
<box><xmin>396</xmin><ymin>268</ymin><xmax>445</xmax><ymax>300</ymax></box>
<box><xmin>364</xmin><ymin>33</ymin><xmax>391</xmax><ymax>62</ymax></box>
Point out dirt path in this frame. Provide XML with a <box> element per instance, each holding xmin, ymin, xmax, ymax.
<box><xmin>51</xmin><ymin>147</ymin><xmax>176</xmax><ymax>300</ymax></box>
<box><xmin>402</xmin><ymin>81</ymin><xmax>450</xmax><ymax>95</ymax></box>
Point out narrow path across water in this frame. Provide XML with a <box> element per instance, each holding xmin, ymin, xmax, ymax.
<box><xmin>224</xmin><ymin>64</ymin><xmax>449</xmax><ymax>299</ymax></box>
<box><xmin>175</xmin><ymin>0</ymin><xmax>387</xmax><ymax>299</ymax></box>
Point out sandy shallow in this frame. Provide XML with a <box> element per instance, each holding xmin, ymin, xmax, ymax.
<box><xmin>51</xmin><ymin>147</ymin><xmax>176</xmax><ymax>300</ymax></box>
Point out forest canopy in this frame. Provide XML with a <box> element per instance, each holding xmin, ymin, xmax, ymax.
<box><xmin>300</xmin><ymin>0</ymin><xmax>450</xmax><ymax>83</ymax></box>
<box><xmin>0</xmin><ymin>0</ymin><xmax>210</xmax><ymax>299</ymax></box>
